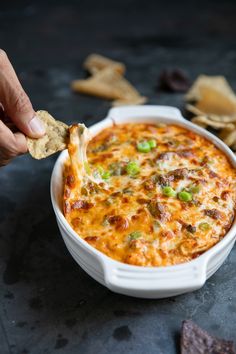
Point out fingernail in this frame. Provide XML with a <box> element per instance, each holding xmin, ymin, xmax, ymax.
<box><xmin>29</xmin><ymin>116</ymin><xmax>45</xmax><ymax>136</ymax></box>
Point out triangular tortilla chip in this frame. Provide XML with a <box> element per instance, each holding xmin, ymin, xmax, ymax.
<box><xmin>186</xmin><ymin>75</ymin><xmax>236</xmax><ymax>152</ymax></box>
<box><xmin>195</xmin><ymin>84</ymin><xmax>236</xmax><ymax>116</ymax></box>
<box><xmin>71</xmin><ymin>67</ymin><xmax>141</xmax><ymax>101</ymax></box>
<box><xmin>186</xmin><ymin>75</ymin><xmax>236</xmax><ymax>102</ymax></box>
<box><xmin>27</xmin><ymin>110</ymin><xmax>69</xmax><ymax>159</ymax></box>
<box><xmin>83</xmin><ymin>54</ymin><xmax>125</xmax><ymax>75</ymax></box>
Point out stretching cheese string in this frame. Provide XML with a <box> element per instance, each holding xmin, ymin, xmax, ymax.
<box><xmin>68</xmin><ymin>124</ymin><xmax>105</xmax><ymax>193</ymax></box>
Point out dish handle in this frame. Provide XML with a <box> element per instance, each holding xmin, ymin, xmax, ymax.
<box><xmin>106</xmin><ymin>105</ymin><xmax>185</xmax><ymax>122</ymax></box>
<box><xmin>102</xmin><ymin>257</ymin><xmax>207</xmax><ymax>296</ymax></box>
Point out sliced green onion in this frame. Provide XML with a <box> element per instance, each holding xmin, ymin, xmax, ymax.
<box><xmin>128</xmin><ymin>231</ymin><xmax>142</xmax><ymax>240</ymax></box>
<box><xmin>101</xmin><ymin>171</ymin><xmax>111</xmax><ymax>180</ymax></box>
<box><xmin>137</xmin><ymin>141</ymin><xmax>151</xmax><ymax>153</ymax></box>
<box><xmin>126</xmin><ymin>161</ymin><xmax>140</xmax><ymax>176</ymax></box>
<box><xmin>84</xmin><ymin>162</ymin><xmax>91</xmax><ymax>174</ymax></box>
<box><xmin>199</xmin><ymin>222</ymin><xmax>210</xmax><ymax>231</ymax></box>
<box><xmin>148</xmin><ymin>139</ymin><xmax>157</xmax><ymax>148</ymax></box>
<box><xmin>178</xmin><ymin>191</ymin><xmax>192</xmax><ymax>202</ymax></box>
<box><xmin>137</xmin><ymin>139</ymin><xmax>157</xmax><ymax>152</ymax></box>
<box><xmin>162</xmin><ymin>186</ymin><xmax>176</xmax><ymax>197</ymax></box>
<box><xmin>97</xmin><ymin>165</ymin><xmax>104</xmax><ymax>174</ymax></box>
<box><xmin>97</xmin><ymin>166</ymin><xmax>110</xmax><ymax>180</ymax></box>
<box><xmin>189</xmin><ymin>185</ymin><xmax>200</xmax><ymax>194</ymax></box>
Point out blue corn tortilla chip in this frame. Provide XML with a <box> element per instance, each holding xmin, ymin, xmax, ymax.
<box><xmin>181</xmin><ymin>320</ymin><xmax>235</xmax><ymax>354</ymax></box>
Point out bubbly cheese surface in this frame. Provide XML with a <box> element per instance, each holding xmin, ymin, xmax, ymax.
<box><xmin>63</xmin><ymin>123</ymin><xmax>236</xmax><ymax>267</ymax></box>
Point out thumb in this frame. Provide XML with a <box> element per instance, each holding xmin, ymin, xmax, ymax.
<box><xmin>0</xmin><ymin>49</ymin><xmax>45</xmax><ymax>138</ymax></box>
<box><xmin>7</xmin><ymin>88</ymin><xmax>45</xmax><ymax>138</ymax></box>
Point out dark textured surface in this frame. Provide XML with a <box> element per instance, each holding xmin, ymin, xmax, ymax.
<box><xmin>1</xmin><ymin>1</ymin><xmax>236</xmax><ymax>353</ymax></box>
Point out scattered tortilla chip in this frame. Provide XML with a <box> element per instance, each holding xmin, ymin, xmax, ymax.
<box><xmin>206</xmin><ymin>115</ymin><xmax>236</xmax><ymax>123</ymax></box>
<box><xmin>187</xmin><ymin>104</ymin><xmax>236</xmax><ymax>123</ymax></box>
<box><xmin>83</xmin><ymin>54</ymin><xmax>125</xmax><ymax>75</ymax></box>
<box><xmin>186</xmin><ymin>75</ymin><xmax>236</xmax><ymax>102</ymax></box>
<box><xmin>72</xmin><ymin>67</ymin><xmax>142</xmax><ymax>101</ymax></box>
<box><xmin>195</xmin><ymin>85</ymin><xmax>236</xmax><ymax>116</ymax></box>
<box><xmin>186</xmin><ymin>75</ymin><xmax>236</xmax><ymax>151</ymax></box>
<box><xmin>221</xmin><ymin>129</ymin><xmax>236</xmax><ymax>147</ymax></box>
<box><xmin>27</xmin><ymin>110</ymin><xmax>69</xmax><ymax>159</ymax></box>
<box><xmin>186</xmin><ymin>103</ymin><xmax>205</xmax><ymax>116</ymax></box>
<box><xmin>186</xmin><ymin>75</ymin><xmax>236</xmax><ymax>116</ymax></box>
<box><xmin>190</xmin><ymin>117</ymin><xmax>207</xmax><ymax>128</ymax></box>
<box><xmin>112</xmin><ymin>96</ymin><xmax>147</xmax><ymax>106</ymax></box>
<box><xmin>191</xmin><ymin>116</ymin><xmax>235</xmax><ymax>130</ymax></box>
<box><xmin>72</xmin><ymin>54</ymin><xmax>146</xmax><ymax>106</ymax></box>
<box><xmin>181</xmin><ymin>320</ymin><xmax>235</xmax><ymax>354</ymax></box>
<box><xmin>219</xmin><ymin>126</ymin><xmax>234</xmax><ymax>139</ymax></box>
<box><xmin>218</xmin><ymin>126</ymin><xmax>236</xmax><ymax>149</ymax></box>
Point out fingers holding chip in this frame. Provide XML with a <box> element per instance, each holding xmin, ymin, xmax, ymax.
<box><xmin>27</xmin><ymin>110</ymin><xmax>69</xmax><ymax>159</ymax></box>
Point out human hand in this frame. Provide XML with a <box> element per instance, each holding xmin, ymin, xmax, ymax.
<box><xmin>0</xmin><ymin>49</ymin><xmax>45</xmax><ymax>166</ymax></box>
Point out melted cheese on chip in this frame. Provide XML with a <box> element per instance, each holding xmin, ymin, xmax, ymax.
<box><xmin>63</xmin><ymin>123</ymin><xmax>236</xmax><ymax>267</ymax></box>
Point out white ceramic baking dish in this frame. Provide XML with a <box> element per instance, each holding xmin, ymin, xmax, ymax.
<box><xmin>50</xmin><ymin>105</ymin><xmax>236</xmax><ymax>299</ymax></box>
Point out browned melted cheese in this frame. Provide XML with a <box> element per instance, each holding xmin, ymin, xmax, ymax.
<box><xmin>63</xmin><ymin>123</ymin><xmax>236</xmax><ymax>266</ymax></box>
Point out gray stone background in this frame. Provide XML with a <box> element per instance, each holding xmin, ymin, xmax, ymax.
<box><xmin>0</xmin><ymin>0</ymin><xmax>236</xmax><ymax>353</ymax></box>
